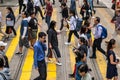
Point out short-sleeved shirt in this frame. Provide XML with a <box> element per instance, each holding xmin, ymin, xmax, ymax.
<box><xmin>20</xmin><ymin>18</ymin><xmax>28</xmax><ymax>36</ymax></box>
<box><xmin>28</xmin><ymin>18</ymin><xmax>38</xmax><ymax>30</ymax></box>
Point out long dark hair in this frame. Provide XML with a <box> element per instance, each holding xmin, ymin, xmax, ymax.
<box><xmin>47</xmin><ymin>20</ymin><xmax>56</xmax><ymax>33</ymax></box>
<box><xmin>80</xmin><ymin>25</ymin><xmax>87</xmax><ymax>34</ymax></box>
<box><xmin>6</xmin><ymin>7</ymin><xmax>15</xmax><ymax>22</ymax></box>
<box><xmin>79</xmin><ymin>37</ymin><xmax>88</xmax><ymax>46</ymax></box>
<box><xmin>69</xmin><ymin>10</ymin><xmax>76</xmax><ymax>18</ymax></box>
<box><xmin>107</xmin><ymin>39</ymin><xmax>116</xmax><ymax>53</ymax></box>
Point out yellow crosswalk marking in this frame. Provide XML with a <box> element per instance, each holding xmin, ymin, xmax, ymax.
<box><xmin>6</xmin><ymin>26</ymin><xmax>20</xmax><ymax>62</ymax></box>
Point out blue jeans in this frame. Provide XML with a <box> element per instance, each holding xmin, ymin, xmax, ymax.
<box><xmin>45</xmin><ymin>15</ymin><xmax>51</xmax><ymax>27</ymax></box>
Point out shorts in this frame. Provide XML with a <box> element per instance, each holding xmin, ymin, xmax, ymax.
<box><xmin>31</xmin><ymin>31</ymin><xmax>37</xmax><ymax>39</ymax></box>
<box><xmin>86</xmin><ymin>33</ymin><xmax>91</xmax><ymax>39</ymax></box>
<box><xmin>19</xmin><ymin>36</ymin><xmax>30</xmax><ymax>48</ymax></box>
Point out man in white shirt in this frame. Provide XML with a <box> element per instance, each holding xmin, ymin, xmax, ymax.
<box><xmin>34</xmin><ymin>0</ymin><xmax>44</xmax><ymax>19</ymax></box>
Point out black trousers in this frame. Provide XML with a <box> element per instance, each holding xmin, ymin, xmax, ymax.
<box><xmin>35</xmin><ymin>6</ymin><xmax>44</xmax><ymax>19</ymax></box>
<box><xmin>68</xmin><ymin>30</ymin><xmax>79</xmax><ymax>42</ymax></box>
<box><xmin>92</xmin><ymin>38</ymin><xmax>106</xmax><ymax>57</ymax></box>
<box><xmin>39</xmin><ymin>0</ymin><xmax>45</xmax><ymax>6</ymax></box>
<box><xmin>60</xmin><ymin>19</ymin><xmax>69</xmax><ymax>30</ymax></box>
<box><xmin>34</xmin><ymin>59</ymin><xmax>47</xmax><ymax>80</ymax></box>
<box><xmin>19</xmin><ymin>4</ymin><xmax>26</xmax><ymax>14</ymax></box>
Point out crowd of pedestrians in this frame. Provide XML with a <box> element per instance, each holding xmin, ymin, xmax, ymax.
<box><xmin>0</xmin><ymin>0</ymin><xmax>120</xmax><ymax>80</ymax></box>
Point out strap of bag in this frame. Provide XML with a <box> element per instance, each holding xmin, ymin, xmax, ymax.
<box><xmin>0</xmin><ymin>72</ymin><xmax>7</xmax><ymax>80</ymax></box>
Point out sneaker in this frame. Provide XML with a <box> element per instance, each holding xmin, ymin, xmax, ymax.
<box><xmin>15</xmin><ymin>52</ymin><xmax>22</xmax><ymax>55</ymax></box>
<box><xmin>64</xmin><ymin>42</ymin><xmax>71</xmax><ymax>45</ymax></box>
<box><xmin>69</xmin><ymin>74</ymin><xmax>75</xmax><ymax>78</ymax></box>
<box><xmin>56</xmin><ymin>62</ymin><xmax>62</xmax><ymax>66</ymax></box>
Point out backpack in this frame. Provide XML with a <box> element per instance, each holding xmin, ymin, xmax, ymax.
<box><xmin>75</xmin><ymin>18</ymin><xmax>83</xmax><ymax>31</ymax></box>
<box><xmin>0</xmin><ymin>72</ymin><xmax>7</xmax><ymax>80</ymax></box>
<box><xmin>98</xmin><ymin>25</ymin><xmax>108</xmax><ymax>39</ymax></box>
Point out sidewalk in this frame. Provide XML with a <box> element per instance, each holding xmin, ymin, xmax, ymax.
<box><xmin>0</xmin><ymin>0</ymin><xmax>18</xmax><ymax>7</ymax></box>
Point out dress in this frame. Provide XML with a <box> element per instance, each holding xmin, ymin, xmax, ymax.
<box><xmin>106</xmin><ymin>50</ymin><xmax>118</xmax><ymax>79</ymax></box>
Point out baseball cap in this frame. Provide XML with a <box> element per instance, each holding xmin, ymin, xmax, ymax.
<box><xmin>0</xmin><ymin>41</ymin><xmax>7</xmax><ymax>46</ymax></box>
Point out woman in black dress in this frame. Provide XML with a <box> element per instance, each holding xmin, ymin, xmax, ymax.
<box><xmin>47</xmin><ymin>20</ymin><xmax>62</xmax><ymax>66</ymax></box>
<box><xmin>106</xmin><ymin>39</ymin><xmax>119</xmax><ymax>80</ymax></box>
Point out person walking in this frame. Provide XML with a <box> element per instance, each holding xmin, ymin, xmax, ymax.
<box><xmin>70</xmin><ymin>0</ymin><xmax>76</xmax><ymax>14</ymax></box>
<box><xmin>5</xmin><ymin>7</ymin><xmax>17</xmax><ymax>40</ymax></box>
<box><xmin>59</xmin><ymin>2</ymin><xmax>69</xmax><ymax>31</ymax></box>
<box><xmin>28</xmin><ymin>12</ymin><xmax>40</xmax><ymax>46</ymax></box>
<box><xmin>18</xmin><ymin>0</ymin><xmax>23</xmax><ymax>15</ymax></box>
<box><xmin>90</xmin><ymin>17</ymin><xmax>106</xmax><ymax>59</ymax></box>
<box><xmin>65</xmin><ymin>10</ymin><xmax>79</xmax><ymax>45</ymax></box>
<box><xmin>34</xmin><ymin>0</ymin><xmax>44</xmax><ymax>19</ymax></box>
<box><xmin>47</xmin><ymin>21</ymin><xmax>62</xmax><ymax>66</ymax></box>
<box><xmin>106</xmin><ymin>39</ymin><xmax>119</xmax><ymax>80</ymax></box>
<box><xmin>45</xmin><ymin>0</ymin><xmax>53</xmax><ymax>27</ymax></box>
<box><xmin>16</xmin><ymin>11</ymin><xmax>30</xmax><ymax>55</ymax></box>
<box><xmin>0</xmin><ymin>11</ymin><xmax>8</xmax><ymax>38</ymax></box>
<box><xmin>0</xmin><ymin>57</ymin><xmax>10</xmax><ymax>80</ymax></box>
<box><xmin>33</xmin><ymin>32</ymin><xmax>47</xmax><ymax>80</ymax></box>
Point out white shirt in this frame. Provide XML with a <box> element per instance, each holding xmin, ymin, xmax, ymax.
<box><xmin>23</xmin><ymin>0</ymin><xmax>28</xmax><ymax>4</ymax></box>
<box><xmin>68</xmin><ymin>16</ymin><xmax>77</xmax><ymax>30</ymax></box>
<box><xmin>34</xmin><ymin>0</ymin><xmax>41</xmax><ymax>7</ymax></box>
<box><xmin>0</xmin><ymin>12</ymin><xmax>2</xmax><ymax>22</ymax></box>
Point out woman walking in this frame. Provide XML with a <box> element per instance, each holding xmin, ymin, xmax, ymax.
<box><xmin>47</xmin><ymin>20</ymin><xmax>62</xmax><ymax>66</ymax></box>
<box><xmin>5</xmin><ymin>7</ymin><xmax>17</xmax><ymax>40</ymax></box>
<box><xmin>106</xmin><ymin>39</ymin><xmax>119</xmax><ymax>80</ymax></box>
<box><xmin>65</xmin><ymin>10</ymin><xmax>79</xmax><ymax>45</ymax></box>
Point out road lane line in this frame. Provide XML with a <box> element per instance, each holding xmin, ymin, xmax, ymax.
<box><xmin>6</xmin><ymin>26</ymin><xmax>20</xmax><ymax>62</ymax></box>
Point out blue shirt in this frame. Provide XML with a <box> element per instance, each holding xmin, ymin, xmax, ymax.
<box><xmin>75</xmin><ymin>61</ymin><xmax>84</xmax><ymax>80</ymax></box>
<box><xmin>70</xmin><ymin>0</ymin><xmax>76</xmax><ymax>11</ymax></box>
<box><xmin>94</xmin><ymin>24</ymin><xmax>102</xmax><ymax>39</ymax></box>
<box><xmin>33</xmin><ymin>41</ymin><xmax>47</xmax><ymax>68</ymax></box>
<box><xmin>20</xmin><ymin>18</ymin><xmax>28</xmax><ymax>36</ymax></box>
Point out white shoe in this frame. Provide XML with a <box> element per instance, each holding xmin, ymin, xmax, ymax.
<box><xmin>56</xmin><ymin>62</ymin><xmax>62</xmax><ymax>66</ymax></box>
<box><xmin>64</xmin><ymin>42</ymin><xmax>71</xmax><ymax>45</ymax></box>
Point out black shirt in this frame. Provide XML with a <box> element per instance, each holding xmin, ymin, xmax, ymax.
<box><xmin>48</xmin><ymin>28</ymin><xmax>58</xmax><ymax>47</ymax></box>
<box><xmin>62</xmin><ymin>7</ymin><xmax>69</xmax><ymax>18</ymax></box>
<box><xmin>28</xmin><ymin>18</ymin><xmax>38</xmax><ymax>30</ymax></box>
<box><xmin>78</xmin><ymin>44</ymin><xmax>88</xmax><ymax>56</ymax></box>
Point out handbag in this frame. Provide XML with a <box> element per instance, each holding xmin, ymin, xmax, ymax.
<box><xmin>6</xmin><ymin>20</ymin><xmax>14</xmax><ymax>26</ymax></box>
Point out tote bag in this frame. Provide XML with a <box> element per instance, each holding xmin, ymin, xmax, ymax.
<box><xmin>6</xmin><ymin>20</ymin><xmax>14</xmax><ymax>26</ymax></box>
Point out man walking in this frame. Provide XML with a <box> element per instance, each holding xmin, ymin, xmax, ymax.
<box><xmin>33</xmin><ymin>32</ymin><xmax>47</xmax><ymax>80</ymax></box>
<box><xmin>16</xmin><ymin>11</ymin><xmax>30</xmax><ymax>55</ymax></box>
<box><xmin>34</xmin><ymin>0</ymin><xmax>44</xmax><ymax>20</ymax></box>
<box><xmin>90</xmin><ymin>17</ymin><xmax>106</xmax><ymax>59</ymax></box>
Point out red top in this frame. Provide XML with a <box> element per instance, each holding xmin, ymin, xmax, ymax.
<box><xmin>46</xmin><ymin>3</ymin><xmax>53</xmax><ymax>16</ymax></box>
